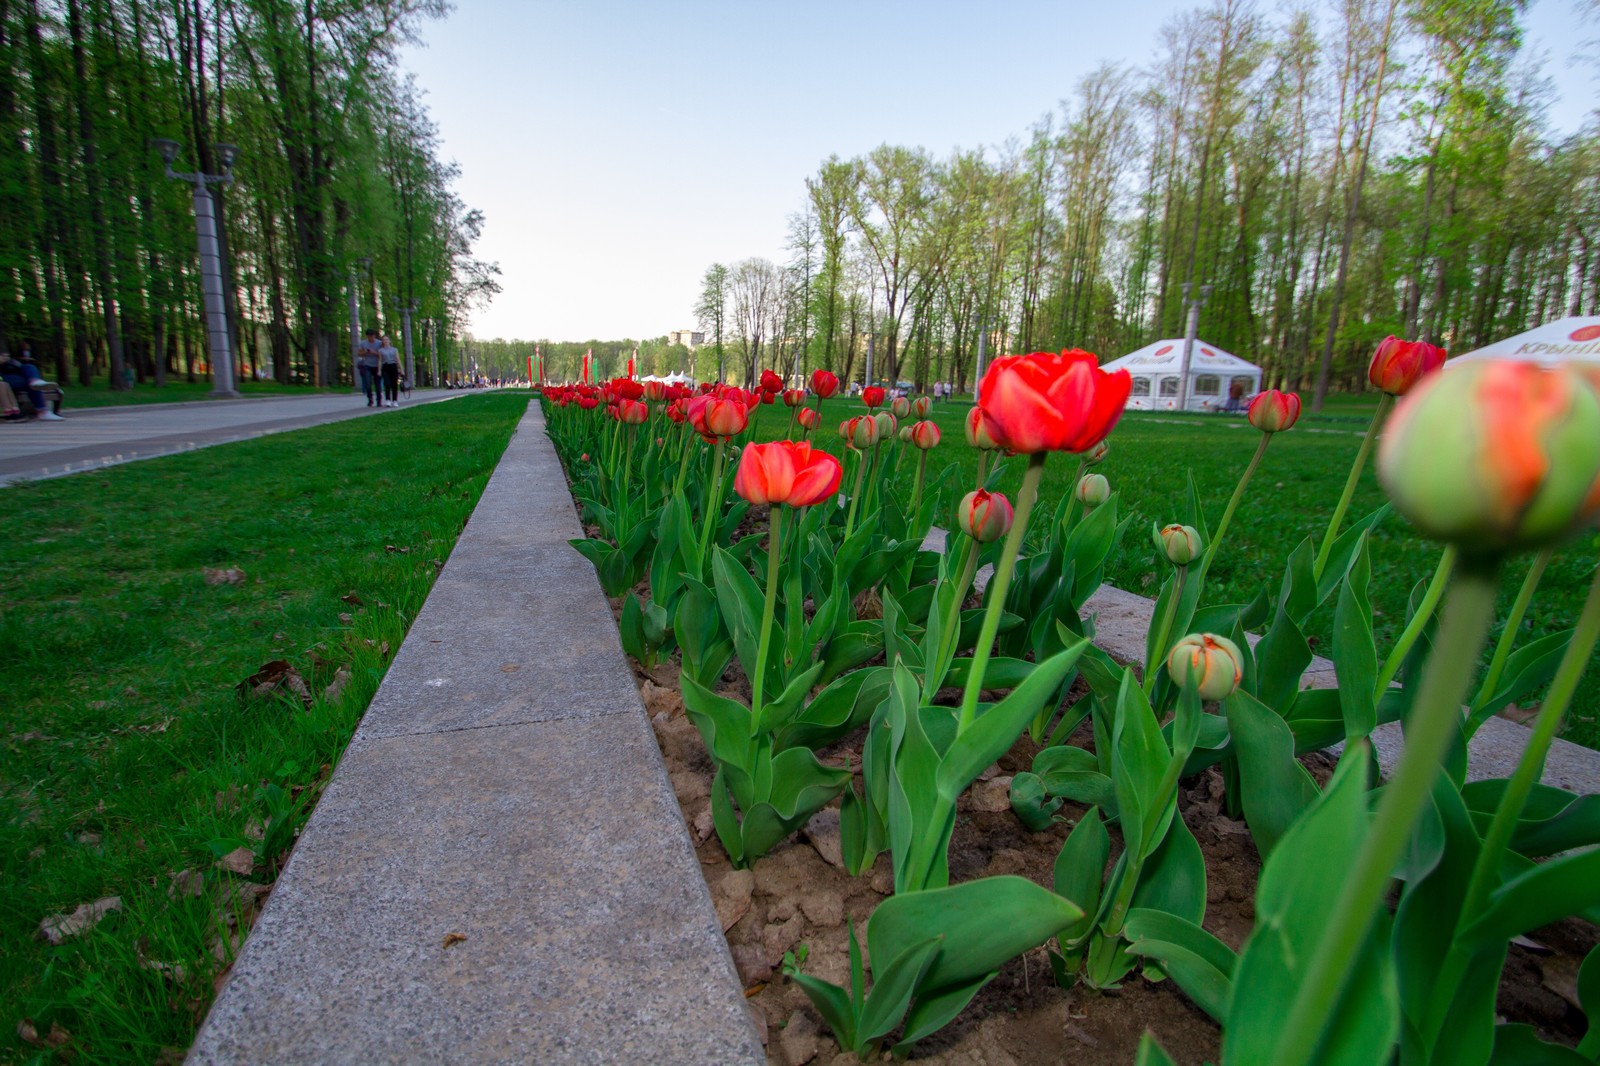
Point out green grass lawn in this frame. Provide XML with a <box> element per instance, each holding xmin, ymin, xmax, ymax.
<box><xmin>0</xmin><ymin>392</ymin><xmax>528</xmax><ymax>1062</ymax></box>
<box><xmin>56</xmin><ymin>379</ymin><xmax>346</xmax><ymax>410</ymax></box>
<box><xmin>761</xmin><ymin>395</ymin><xmax>1600</xmax><ymax>748</ymax></box>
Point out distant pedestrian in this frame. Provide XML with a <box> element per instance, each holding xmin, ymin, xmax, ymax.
<box><xmin>379</xmin><ymin>336</ymin><xmax>401</xmax><ymax>407</ymax></box>
<box><xmin>0</xmin><ymin>349</ymin><xmax>62</xmax><ymax>420</ymax></box>
<box><xmin>356</xmin><ymin>329</ymin><xmax>382</xmax><ymax>407</ymax></box>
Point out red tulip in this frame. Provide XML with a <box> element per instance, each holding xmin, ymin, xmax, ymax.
<box><xmin>1247</xmin><ymin>389</ymin><xmax>1301</xmax><ymax>433</ymax></box>
<box><xmin>811</xmin><ymin>370</ymin><xmax>839</xmax><ymax>398</ymax></box>
<box><xmin>610</xmin><ymin>378</ymin><xmax>644</xmax><ymax>401</ymax></box>
<box><xmin>797</xmin><ymin>407</ymin><xmax>821</xmax><ymax>432</ymax></box>
<box><xmin>1368</xmin><ymin>336</ymin><xmax>1447</xmax><ymax>397</ymax></box>
<box><xmin>577</xmin><ymin>395</ymin><xmax>599</xmax><ymax>410</ymax></box>
<box><xmin>783</xmin><ymin>388</ymin><xmax>807</xmax><ymax>407</ymax></box>
<box><xmin>862</xmin><ymin>386</ymin><xmax>886</xmax><ymax>409</ymax></box>
<box><xmin>912</xmin><ymin>396</ymin><xmax>931</xmax><ymax>418</ymax></box>
<box><xmin>761</xmin><ymin>389</ymin><xmax>778</xmax><ymax>405</ymax></box>
<box><xmin>958</xmin><ymin>489</ymin><xmax>1013</xmax><ymax>543</ymax></box>
<box><xmin>698</xmin><ymin>382</ymin><xmax>717</xmax><ymax>395</ymax></box>
<box><xmin>643</xmin><ymin>380</ymin><xmax>669</xmax><ymax>403</ymax></box>
<box><xmin>617</xmin><ymin>398</ymin><xmax>648</xmax><ymax>425</ymax></box>
<box><xmin>910</xmin><ymin>421</ymin><xmax>941</xmax><ymax>450</ymax></box>
<box><xmin>666</xmin><ymin>398</ymin><xmax>688</xmax><ymax>423</ymax></box>
<box><xmin>976</xmin><ymin>350</ymin><xmax>1130</xmax><ymax>454</ymax></box>
<box><xmin>760</xmin><ymin>369</ymin><xmax>784</xmax><ymax>393</ymax></box>
<box><xmin>688</xmin><ymin>394</ymin><xmax>749</xmax><ymax>440</ymax></box>
<box><xmin>734</xmin><ymin>440</ymin><xmax>843</xmax><ymax>507</ymax></box>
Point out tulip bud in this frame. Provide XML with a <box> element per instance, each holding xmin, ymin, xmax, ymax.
<box><xmin>811</xmin><ymin>369</ymin><xmax>840</xmax><ymax>399</ymax></box>
<box><xmin>1247</xmin><ymin>389</ymin><xmax>1301</xmax><ymax>433</ymax></box>
<box><xmin>965</xmin><ymin>406</ymin><xmax>999</xmax><ymax>450</ymax></box>
<box><xmin>783</xmin><ymin>388</ymin><xmax>807</xmax><ymax>407</ymax></box>
<box><xmin>862</xmin><ymin>386</ymin><xmax>886</xmax><ymax>408</ymax></box>
<box><xmin>1166</xmin><ymin>633</ymin><xmax>1244</xmax><ymax>699</ymax></box>
<box><xmin>1075</xmin><ymin>473</ymin><xmax>1110</xmax><ymax>508</ymax></box>
<box><xmin>848</xmin><ymin>415</ymin><xmax>880</xmax><ymax>449</ymax></box>
<box><xmin>797</xmin><ymin>407</ymin><xmax>821</xmax><ymax>431</ymax></box>
<box><xmin>617</xmin><ymin>398</ymin><xmax>648</xmax><ymax>425</ymax></box>
<box><xmin>1079</xmin><ymin>440</ymin><xmax>1110</xmax><ymax>466</ymax></box>
<box><xmin>837</xmin><ymin>419</ymin><xmax>853</xmax><ymax>441</ymax></box>
<box><xmin>958</xmin><ymin>489</ymin><xmax>1013</xmax><ymax>543</ymax></box>
<box><xmin>898</xmin><ymin>425</ymin><xmax>913</xmax><ymax>444</ymax></box>
<box><xmin>910</xmin><ymin>421</ymin><xmax>941</xmax><ymax>450</ymax></box>
<box><xmin>1378</xmin><ymin>361</ymin><xmax>1600</xmax><ymax>552</ymax></box>
<box><xmin>912</xmin><ymin>396</ymin><xmax>931</xmax><ymax>418</ymax></box>
<box><xmin>1368</xmin><ymin>336</ymin><xmax>1446</xmax><ymax>396</ymax></box>
<box><xmin>1156</xmin><ymin>523</ymin><xmax>1201</xmax><ymax>565</ymax></box>
<box><xmin>874</xmin><ymin>412</ymin><xmax>896</xmax><ymax>438</ymax></box>
<box><xmin>891</xmin><ymin>395</ymin><xmax>912</xmax><ymax>419</ymax></box>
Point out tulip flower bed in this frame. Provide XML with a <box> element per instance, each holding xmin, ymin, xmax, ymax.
<box><xmin>543</xmin><ymin>346</ymin><xmax>1600</xmax><ymax>1065</ymax></box>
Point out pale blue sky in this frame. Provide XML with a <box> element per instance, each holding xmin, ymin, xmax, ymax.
<box><xmin>400</xmin><ymin>0</ymin><xmax>1597</xmax><ymax>342</ymax></box>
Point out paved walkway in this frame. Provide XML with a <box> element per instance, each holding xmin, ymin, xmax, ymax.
<box><xmin>0</xmin><ymin>389</ymin><xmax>468</xmax><ymax>486</ymax></box>
<box><xmin>189</xmin><ymin>400</ymin><xmax>762</xmax><ymax>1065</ymax></box>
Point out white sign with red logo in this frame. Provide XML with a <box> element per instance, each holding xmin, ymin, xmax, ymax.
<box><xmin>1451</xmin><ymin>317</ymin><xmax>1600</xmax><ymax>366</ymax></box>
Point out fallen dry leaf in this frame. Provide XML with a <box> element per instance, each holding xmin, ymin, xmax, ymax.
<box><xmin>340</xmin><ymin>592</ymin><xmax>364</xmax><ymax>606</ymax></box>
<box><xmin>441</xmin><ymin>932</ymin><xmax>468</xmax><ymax>949</ymax></box>
<box><xmin>338</xmin><ymin>612</ymin><xmax>354</xmax><ymax>625</ymax></box>
<box><xmin>322</xmin><ymin>666</ymin><xmax>352</xmax><ymax>704</ymax></box>
<box><xmin>500</xmin><ymin>663</ymin><xmax>521</xmax><ymax>673</ymax></box>
<box><xmin>203</xmin><ymin>566</ymin><xmax>246</xmax><ymax>586</ymax></box>
<box><xmin>16</xmin><ymin>1019</ymin><xmax>71</xmax><ymax>1050</ymax></box>
<box><xmin>237</xmin><ymin>661</ymin><xmax>312</xmax><ymax>709</ymax></box>
<box><xmin>38</xmin><ymin>897</ymin><xmax>121</xmax><ymax>945</ymax></box>
<box><xmin>168</xmin><ymin>869</ymin><xmax>206</xmax><ymax>899</ymax></box>
<box><xmin>743</xmin><ymin>982</ymin><xmax>767</xmax><ymax>998</ymax></box>
<box><xmin>214</xmin><ymin>847</ymin><xmax>255</xmax><ymax>876</ymax></box>
<box><xmin>384</xmin><ymin>544</ymin><xmax>409</xmax><ymax>554</ymax></box>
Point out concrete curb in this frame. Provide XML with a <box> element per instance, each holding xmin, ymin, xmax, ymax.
<box><xmin>189</xmin><ymin>401</ymin><xmax>763</xmax><ymax>1065</ymax></box>
<box><xmin>922</xmin><ymin>528</ymin><xmax>1597</xmax><ymax>794</ymax></box>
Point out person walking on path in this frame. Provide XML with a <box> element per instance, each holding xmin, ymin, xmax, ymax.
<box><xmin>378</xmin><ymin>335</ymin><xmax>401</xmax><ymax>407</ymax></box>
<box><xmin>356</xmin><ymin>329</ymin><xmax>383</xmax><ymax>407</ymax></box>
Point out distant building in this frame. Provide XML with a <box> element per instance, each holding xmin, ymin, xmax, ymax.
<box><xmin>668</xmin><ymin>329</ymin><xmax>705</xmax><ymax>350</ymax></box>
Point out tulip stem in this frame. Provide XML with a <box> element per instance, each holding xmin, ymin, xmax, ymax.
<box><xmin>1313</xmin><ymin>393</ymin><xmax>1392</xmax><ymax>582</ymax></box>
<box><xmin>750</xmin><ymin>506</ymin><xmax>784</xmax><ymax>734</ymax></box>
<box><xmin>697</xmin><ymin>437</ymin><xmax>728</xmax><ymax>574</ymax></box>
<box><xmin>1470</xmin><ymin>545</ymin><xmax>1553</xmax><ymax>725</ymax></box>
<box><xmin>1060</xmin><ymin>459</ymin><xmax>1088</xmax><ymax>532</ymax></box>
<box><xmin>1201</xmin><ymin>433</ymin><xmax>1271</xmax><ymax>575</ymax></box>
<box><xmin>958</xmin><ymin>452</ymin><xmax>1047</xmax><ymax>736</ymax></box>
<box><xmin>976</xmin><ymin>450</ymin><xmax>992</xmax><ymax>492</ymax></box>
<box><xmin>673</xmin><ymin>430</ymin><xmax>695</xmax><ymax>500</ymax></box>
<box><xmin>1432</xmin><ymin>559</ymin><xmax>1600</xmax><ymax>1033</ymax></box>
<box><xmin>1373</xmin><ymin>545</ymin><xmax>1456</xmax><ymax>698</ymax></box>
<box><xmin>933</xmin><ymin>535</ymin><xmax>982</xmax><ymax>688</ymax></box>
<box><xmin>911</xmin><ymin>450</ymin><xmax>929</xmax><ymax>520</ymax></box>
<box><xmin>1269</xmin><ymin>559</ymin><xmax>1501</xmax><ymax>1066</ymax></box>
<box><xmin>843</xmin><ymin>447</ymin><xmax>868</xmax><ymax>540</ymax></box>
<box><xmin>1143</xmin><ymin>565</ymin><xmax>1187</xmax><ymax>696</ymax></box>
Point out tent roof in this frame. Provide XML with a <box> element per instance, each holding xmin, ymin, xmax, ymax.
<box><xmin>1102</xmin><ymin>339</ymin><xmax>1260</xmax><ymax>374</ymax></box>
<box><xmin>1450</xmin><ymin>317</ymin><xmax>1600</xmax><ymax>365</ymax></box>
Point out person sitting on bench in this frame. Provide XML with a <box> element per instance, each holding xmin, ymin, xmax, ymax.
<box><xmin>0</xmin><ymin>349</ymin><xmax>63</xmax><ymax>421</ymax></box>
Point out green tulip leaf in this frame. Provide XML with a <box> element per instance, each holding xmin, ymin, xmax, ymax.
<box><xmin>1465</xmin><ymin>847</ymin><xmax>1600</xmax><ymax>948</ymax></box>
<box><xmin>1135</xmin><ymin>1032</ymin><xmax>1179</xmax><ymax>1066</ymax></box>
<box><xmin>935</xmin><ymin>641</ymin><xmax>1088</xmax><ymax>804</ymax></box>
<box><xmin>1225</xmin><ymin>752</ymin><xmax>1399</xmax><ymax>1066</ymax></box>
<box><xmin>1009</xmin><ymin>771</ymin><xmax>1062</xmax><ymax>832</ymax></box>
<box><xmin>1125</xmin><ymin>909</ymin><xmax>1236</xmax><ymax>1023</ymax></box>
<box><xmin>1033</xmin><ymin>743</ymin><xmax>1117</xmax><ymax>813</ymax></box>
<box><xmin>894</xmin><ymin>972</ymin><xmax>996</xmax><ymax>1054</ymax></box>
<box><xmin>1488</xmin><ymin>1024</ymin><xmax>1591</xmax><ymax>1065</ymax></box>
<box><xmin>856</xmin><ymin>937</ymin><xmax>943</xmax><ymax>1048</ymax></box>
<box><xmin>1332</xmin><ymin>532</ymin><xmax>1378</xmax><ymax>739</ymax></box>
<box><xmin>1055</xmin><ymin>807</ymin><xmax>1110</xmax><ymax>942</ymax></box>
<box><xmin>867</xmin><ymin>875</ymin><xmax>1084</xmax><ymax>998</ymax></box>
<box><xmin>1224</xmin><ymin>689</ymin><xmax>1320</xmax><ymax>858</ymax></box>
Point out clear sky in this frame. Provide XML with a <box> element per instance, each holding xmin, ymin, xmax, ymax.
<box><xmin>399</xmin><ymin>0</ymin><xmax>1597</xmax><ymax>343</ymax></box>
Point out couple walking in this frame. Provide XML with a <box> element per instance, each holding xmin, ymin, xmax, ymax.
<box><xmin>356</xmin><ymin>329</ymin><xmax>404</xmax><ymax>407</ymax></box>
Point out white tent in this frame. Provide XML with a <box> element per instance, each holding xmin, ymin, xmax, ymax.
<box><xmin>1449</xmin><ymin>317</ymin><xmax>1600</xmax><ymax>367</ymax></box>
<box><xmin>1102</xmin><ymin>339</ymin><xmax>1263</xmax><ymax>412</ymax></box>
<box><xmin>641</xmin><ymin>371</ymin><xmax>695</xmax><ymax>385</ymax></box>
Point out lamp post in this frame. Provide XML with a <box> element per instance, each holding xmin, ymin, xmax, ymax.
<box><xmin>1175</xmin><ymin>282</ymin><xmax>1213</xmax><ymax>412</ymax></box>
<box><xmin>428</xmin><ymin>319</ymin><xmax>439</xmax><ymax>387</ymax></box>
<box><xmin>153</xmin><ymin>138</ymin><xmax>240</xmax><ymax>397</ymax></box>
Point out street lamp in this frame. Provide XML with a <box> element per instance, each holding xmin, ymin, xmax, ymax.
<box><xmin>153</xmin><ymin>137</ymin><xmax>240</xmax><ymax>397</ymax></box>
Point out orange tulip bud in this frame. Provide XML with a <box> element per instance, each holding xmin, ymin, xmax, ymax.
<box><xmin>958</xmin><ymin>489</ymin><xmax>1013</xmax><ymax>543</ymax></box>
<box><xmin>1246</xmin><ymin>389</ymin><xmax>1301</xmax><ymax>433</ymax></box>
<box><xmin>1166</xmin><ymin>633</ymin><xmax>1244</xmax><ymax>699</ymax></box>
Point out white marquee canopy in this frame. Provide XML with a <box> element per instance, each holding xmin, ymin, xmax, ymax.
<box><xmin>1449</xmin><ymin>317</ymin><xmax>1600</xmax><ymax>366</ymax></box>
<box><xmin>1102</xmin><ymin>339</ymin><xmax>1263</xmax><ymax>412</ymax></box>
